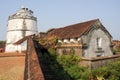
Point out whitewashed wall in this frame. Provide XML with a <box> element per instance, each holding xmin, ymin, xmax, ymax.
<box><xmin>84</xmin><ymin>28</ymin><xmax>113</xmax><ymax>57</ymax></box>
<box><xmin>5</xmin><ymin>8</ymin><xmax>38</xmax><ymax>53</ymax></box>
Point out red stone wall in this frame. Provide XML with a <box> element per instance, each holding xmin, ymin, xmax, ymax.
<box><xmin>24</xmin><ymin>37</ymin><xmax>45</xmax><ymax>80</ymax></box>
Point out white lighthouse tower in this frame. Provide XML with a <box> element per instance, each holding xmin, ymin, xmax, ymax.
<box><xmin>5</xmin><ymin>7</ymin><xmax>38</xmax><ymax>52</ymax></box>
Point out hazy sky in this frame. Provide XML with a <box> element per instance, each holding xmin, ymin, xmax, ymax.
<box><xmin>0</xmin><ymin>0</ymin><xmax>120</xmax><ymax>40</ymax></box>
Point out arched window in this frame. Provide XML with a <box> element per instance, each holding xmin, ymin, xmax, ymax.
<box><xmin>96</xmin><ymin>37</ymin><xmax>102</xmax><ymax>48</ymax></box>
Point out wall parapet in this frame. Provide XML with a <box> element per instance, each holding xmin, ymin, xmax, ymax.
<box><xmin>82</xmin><ymin>54</ymin><xmax>120</xmax><ymax>61</ymax></box>
<box><xmin>0</xmin><ymin>53</ymin><xmax>25</xmax><ymax>57</ymax></box>
<box><xmin>24</xmin><ymin>37</ymin><xmax>44</xmax><ymax>80</ymax></box>
<box><xmin>81</xmin><ymin>54</ymin><xmax>120</xmax><ymax>69</ymax></box>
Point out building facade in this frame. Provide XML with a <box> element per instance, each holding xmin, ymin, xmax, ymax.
<box><xmin>5</xmin><ymin>8</ymin><xmax>38</xmax><ymax>52</ymax></box>
<box><xmin>47</xmin><ymin>19</ymin><xmax>113</xmax><ymax>58</ymax></box>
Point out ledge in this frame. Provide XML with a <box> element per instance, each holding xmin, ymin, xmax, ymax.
<box><xmin>0</xmin><ymin>52</ymin><xmax>25</xmax><ymax>57</ymax></box>
<box><xmin>8</xmin><ymin>16</ymin><xmax>37</xmax><ymax>21</ymax></box>
<box><xmin>82</xmin><ymin>54</ymin><xmax>120</xmax><ymax>61</ymax></box>
<box><xmin>58</xmin><ymin>43</ymin><xmax>82</xmax><ymax>48</ymax></box>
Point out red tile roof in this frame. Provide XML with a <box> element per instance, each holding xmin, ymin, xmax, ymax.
<box><xmin>47</xmin><ymin>19</ymin><xmax>98</xmax><ymax>39</ymax></box>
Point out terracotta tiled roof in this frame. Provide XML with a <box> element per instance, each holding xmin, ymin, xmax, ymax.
<box><xmin>47</xmin><ymin>19</ymin><xmax>98</xmax><ymax>39</ymax></box>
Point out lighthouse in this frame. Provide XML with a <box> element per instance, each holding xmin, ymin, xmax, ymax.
<box><xmin>5</xmin><ymin>7</ymin><xmax>38</xmax><ymax>52</ymax></box>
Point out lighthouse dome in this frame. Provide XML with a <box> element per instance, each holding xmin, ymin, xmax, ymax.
<box><xmin>8</xmin><ymin>8</ymin><xmax>37</xmax><ymax>21</ymax></box>
<box><xmin>6</xmin><ymin>8</ymin><xmax>38</xmax><ymax>52</ymax></box>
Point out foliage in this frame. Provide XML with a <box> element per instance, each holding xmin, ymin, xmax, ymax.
<box><xmin>92</xmin><ymin>67</ymin><xmax>107</xmax><ymax>80</ymax></box>
<box><xmin>113</xmin><ymin>48</ymin><xmax>120</xmax><ymax>54</ymax></box>
<box><xmin>104</xmin><ymin>60</ymin><xmax>120</xmax><ymax>80</ymax></box>
<box><xmin>91</xmin><ymin>59</ymin><xmax>120</xmax><ymax>80</ymax></box>
<box><xmin>48</xmin><ymin>48</ymin><xmax>56</xmax><ymax>56</ymax></box>
<box><xmin>38</xmin><ymin>37</ymin><xmax>46</xmax><ymax>44</ymax></box>
<box><xmin>45</xmin><ymin>48</ymin><xmax>91</xmax><ymax>80</ymax></box>
<box><xmin>57</xmin><ymin>54</ymin><xmax>81</xmax><ymax>68</ymax></box>
<box><xmin>38</xmin><ymin>37</ymin><xmax>57</xmax><ymax>49</ymax></box>
<box><xmin>0</xmin><ymin>41</ymin><xmax>6</xmax><ymax>44</ymax></box>
<box><xmin>38</xmin><ymin>38</ymin><xmax>120</xmax><ymax>80</ymax></box>
<box><xmin>42</xmin><ymin>47</ymin><xmax>120</xmax><ymax>80</ymax></box>
<box><xmin>0</xmin><ymin>41</ymin><xmax>6</xmax><ymax>48</ymax></box>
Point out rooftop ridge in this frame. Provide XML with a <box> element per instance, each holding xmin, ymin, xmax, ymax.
<box><xmin>56</xmin><ymin>19</ymin><xmax>98</xmax><ymax>30</ymax></box>
<box><xmin>47</xmin><ymin>19</ymin><xmax>98</xmax><ymax>39</ymax></box>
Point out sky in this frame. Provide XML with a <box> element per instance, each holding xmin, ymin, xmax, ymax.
<box><xmin>0</xmin><ymin>0</ymin><xmax>120</xmax><ymax>40</ymax></box>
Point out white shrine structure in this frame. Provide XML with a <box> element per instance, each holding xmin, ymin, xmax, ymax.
<box><xmin>5</xmin><ymin>7</ymin><xmax>38</xmax><ymax>52</ymax></box>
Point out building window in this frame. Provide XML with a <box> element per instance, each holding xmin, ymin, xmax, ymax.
<box><xmin>96</xmin><ymin>37</ymin><xmax>102</xmax><ymax>49</ymax></box>
<box><xmin>70</xmin><ymin>48</ymin><xmax>75</xmax><ymax>54</ymax></box>
<box><xmin>63</xmin><ymin>49</ymin><xmax>67</xmax><ymax>55</ymax></box>
<box><xmin>96</xmin><ymin>37</ymin><xmax>104</xmax><ymax>57</ymax></box>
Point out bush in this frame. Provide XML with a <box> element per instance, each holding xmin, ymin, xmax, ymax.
<box><xmin>41</xmin><ymin>47</ymin><xmax>120</xmax><ymax>80</ymax></box>
<box><xmin>91</xmin><ymin>59</ymin><xmax>120</xmax><ymax>80</ymax></box>
<box><xmin>104</xmin><ymin>60</ymin><xmax>120</xmax><ymax>80</ymax></box>
<box><xmin>47</xmin><ymin>48</ymin><xmax>90</xmax><ymax>80</ymax></box>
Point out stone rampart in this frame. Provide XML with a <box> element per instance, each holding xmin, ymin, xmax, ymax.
<box><xmin>81</xmin><ymin>54</ymin><xmax>120</xmax><ymax>69</ymax></box>
<box><xmin>24</xmin><ymin>37</ymin><xmax>44</xmax><ymax>80</ymax></box>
